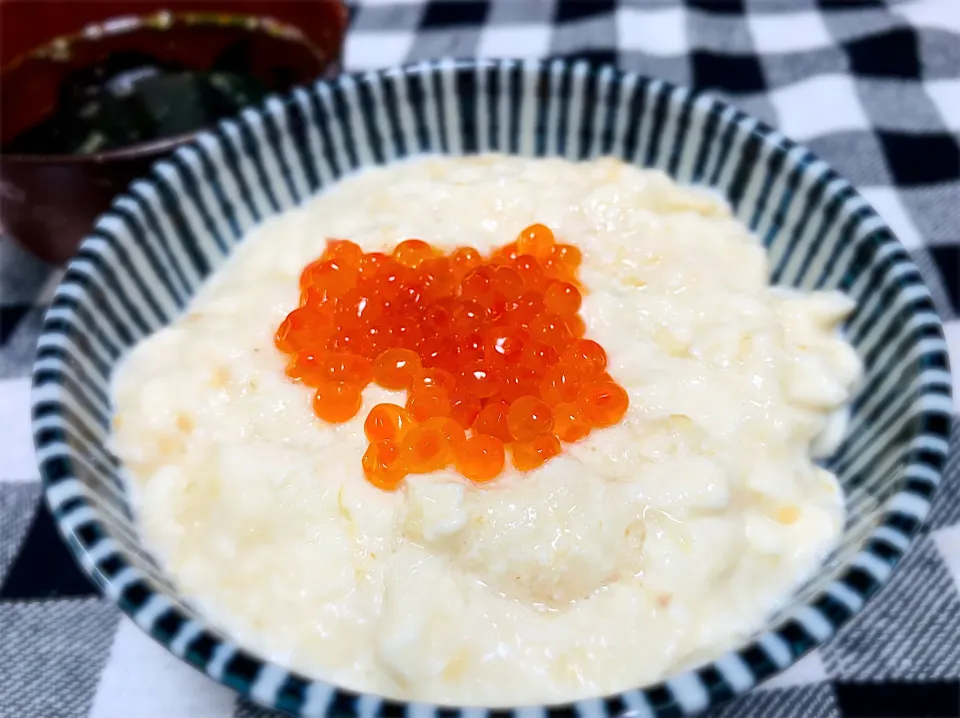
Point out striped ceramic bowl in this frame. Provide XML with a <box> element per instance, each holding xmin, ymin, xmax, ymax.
<box><xmin>32</xmin><ymin>59</ymin><xmax>953</xmax><ymax>717</ymax></box>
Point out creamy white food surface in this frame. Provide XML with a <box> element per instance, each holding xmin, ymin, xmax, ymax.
<box><xmin>110</xmin><ymin>155</ymin><xmax>862</xmax><ymax>705</ymax></box>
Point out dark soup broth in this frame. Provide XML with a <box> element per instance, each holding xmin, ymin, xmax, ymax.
<box><xmin>3</xmin><ymin>39</ymin><xmax>297</xmax><ymax>156</ymax></box>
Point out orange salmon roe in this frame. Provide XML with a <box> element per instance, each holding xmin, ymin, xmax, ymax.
<box><xmin>455</xmin><ymin>434</ymin><xmax>505</xmax><ymax>482</ymax></box>
<box><xmin>312</xmin><ymin>381</ymin><xmax>362</xmax><ymax>423</ymax></box>
<box><xmin>553</xmin><ymin>401</ymin><xmax>591</xmax><ymax>443</ymax></box>
<box><xmin>403</xmin><ymin>425</ymin><xmax>453</xmax><ymax>474</ymax></box>
<box><xmin>364</xmin><ymin>403</ymin><xmax>415</xmax><ymax>443</ymax></box>
<box><xmin>511</xmin><ymin>433</ymin><xmax>562</xmax><ymax>472</ymax></box>
<box><xmin>362</xmin><ymin>439</ymin><xmax>405</xmax><ymax>490</ymax></box>
<box><xmin>517</xmin><ymin>223</ymin><xmax>555</xmax><ymax>262</ymax></box>
<box><xmin>506</xmin><ymin>395</ymin><xmax>554</xmax><ymax>442</ymax></box>
<box><xmin>275</xmin><ymin>227</ymin><xmax>630</xmax><ymax>490</ymax></box>
<box><xmin>577</xmin><ymin>381</ymin><xmax>630</xmax><ymax>428</ymax></box>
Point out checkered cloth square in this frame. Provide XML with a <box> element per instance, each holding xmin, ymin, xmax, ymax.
<box><xmin>1</xmin><ymin>1</ymin><xmax>958</xmax><ymax>717</ymax></box>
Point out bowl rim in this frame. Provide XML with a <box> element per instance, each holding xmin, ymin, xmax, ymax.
<box><xmin>30</xmin><ymin>57</ymin><xmax>954</xmax><ymax>718</ymax></box>
<box><xmin>0</xmin><ymin>9</ymin><xmax>339</xmax><ymax>165</ymax></box>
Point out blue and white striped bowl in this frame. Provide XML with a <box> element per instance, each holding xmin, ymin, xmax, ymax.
<box><xmin>32</xmin><ymin>59</ymin><xmax>953</xmax><ymax>717</ymax></box>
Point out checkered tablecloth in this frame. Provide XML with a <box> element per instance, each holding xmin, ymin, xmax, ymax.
<box><xmin>1</xmin><ymin>1</ymin><xmax>958</xmax><ymax>717</ymax></box>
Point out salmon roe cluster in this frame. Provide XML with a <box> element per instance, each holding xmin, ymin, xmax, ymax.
<box><xmin>275</xmin><ymin>224</ymin><xmax>629</xmax><ymax>490</ymax></box>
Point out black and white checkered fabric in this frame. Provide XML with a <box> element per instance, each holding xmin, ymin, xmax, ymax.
<box><xmin>1</xmin><ymin>1</ymin><xmax>958</xmax><ymax>717</ymax></box>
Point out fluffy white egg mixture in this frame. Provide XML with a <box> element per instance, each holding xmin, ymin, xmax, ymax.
<box><xmin>111</xmin><ymin>155</ymin><xmax>862</xmax><ymax>705</ymax></box>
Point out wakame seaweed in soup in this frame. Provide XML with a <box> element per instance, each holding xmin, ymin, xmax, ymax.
<box><xmin>3</xmin><ymin>40</ymin><xmax>298</xmax><ymax>156</ymax></box>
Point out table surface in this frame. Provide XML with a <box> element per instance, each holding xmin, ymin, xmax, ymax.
<box><xmin>1</xmin><ymin>1</ymin><xmax>958</xmax><ymax>717</ymax></box>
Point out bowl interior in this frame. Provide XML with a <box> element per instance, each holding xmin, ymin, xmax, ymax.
<box><xmin>32</xmin><ymin>59</ymin><xmax>953</xmax><ymax>717</ymax></box>
<box><xmin>0</xmin><ymin>9</ymin><xmax>338</xmax><ymax>154</ymax></box>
